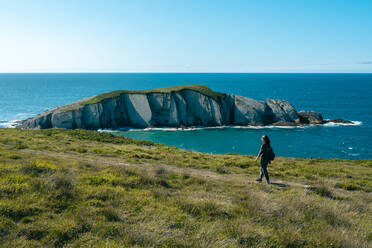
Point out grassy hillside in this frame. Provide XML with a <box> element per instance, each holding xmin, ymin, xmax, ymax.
<box><xmin>60</xmin><ymin>85</ymin><xmax>226</xmax><ymax>112</ymax></box>
<box><xmin>0</xmin><ymin>128</ymin><xmax>371</xmax><ymax>247</ymax></box>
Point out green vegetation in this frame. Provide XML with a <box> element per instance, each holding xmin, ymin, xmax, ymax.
<box><xmin>0</xmin><ymin>128</ymin><xmax>371</xmax><ymax>247</ymax></box>
<box><xmin>61</xmin><ymin>85</ymin><xmax>226</xmax><ymax>112</ymax></box>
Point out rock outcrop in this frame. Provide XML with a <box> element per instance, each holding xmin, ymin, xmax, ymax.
<box><xmin>18</xmin><ymin>85</ymin><xmax>348</xmax><ymax>130</ymax></box>
<box><xmin>297</xmin><ymin>111</ymin><xmax>324</xmax><ymax>124</ymax></box>
<box><xmin>266</xmin><ymin>99</ymin><xmax>299</xmax><ymax>125</ymax></box>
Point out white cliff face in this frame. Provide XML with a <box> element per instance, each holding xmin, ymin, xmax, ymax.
<box><xmin>147</xmin><ymin>93</ymin><xmax>173</xmax><ymax>126</ymax></box>
<box><xmin>220</xmin><ymin>94</ymin><xmax>235</xmax><ymax>124</ymax></box>
<box><xmin>100</xmin><ymin>97</ymin><xmax>128</xmax><ymax>128</ymax></box>
<box><xmin>233</xmin><ymin>95</ymin><xmax>272</xmax><ymax>125</ymax></box>
<box><xmin>51</xmin><ymin>111</ymin><xmax>74</xmax><ymax>129</ymax></box>
<box><xmin>26</xmin><ymin>112</ymin><xmax>52</xmax><ymax>129</ymax></box>
<box><xmin>181</xmin><ymin>90</ymin><xmax>223</xmax><ymax>126</ymax></box>
<box><xmin>18</xmin><ymin>88</ymin><xmax>324</xmax><ymax>130</ymax></box>
<box><xmin>209</xmin><ymin>98</ymin><xmax>223</xmax><ymax>126</ymax></box>
<box><xmin>82</xmin><ymin>104</ymin><xmax>102</xmax><ymax>129</ymax></box>
<box><xmin>168</xmin><ymin>96</ymin><xmax>179</xmax><ymax>126</ymax></box>
<box><xmin>266</xmin><ymin>99</ymin><xmax>299</xmax><ymax>125</ymax></box>
<box><xmin>172</xmin><ymin>92</ymin><xmax>189</xmax><ymax>125</ymax></box>
<box><xmin>124</xmin><ymin>94</ymin><xmax>152</xmax><ymax>128</ymax></box>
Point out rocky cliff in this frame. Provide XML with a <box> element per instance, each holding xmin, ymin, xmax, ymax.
<box><xmin>19</xmin><ymin>85</ymin><xmax>330</xmax><ymax>130</ymax></box>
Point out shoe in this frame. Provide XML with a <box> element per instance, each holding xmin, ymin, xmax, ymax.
<box><xmin>267</xmin><ymin>181</ymin><xmax>270</xmax><ymax>184</ymax></box>
<box><xmin>256</xmin><ymin>178</ymin><xmax>262</xmax><ymax>182</ymax></box>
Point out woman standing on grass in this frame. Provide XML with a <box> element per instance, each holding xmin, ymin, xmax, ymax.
<box><xmin>255</xmin><ymin>135</ymin><xmax>271</xmax><ymax>184</ymax></box>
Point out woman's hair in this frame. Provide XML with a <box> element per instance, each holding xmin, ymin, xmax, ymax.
<box><xmin>262</xmin><ymin>135</ymin><xmax>271</xmax><ymax>147</ymax></box>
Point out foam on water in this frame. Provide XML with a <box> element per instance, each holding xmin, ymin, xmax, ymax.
<box><xmin>323</xmin><ymin>120</ymin><xmax>362</xmax><ymax>127</ymax></box>
<box><xmin>99</xmin><ymin>121</ymin><xmax>362</xmax><ymax>133</ymax></box>
<box><xmin>0</xmin><ymin>120</ymin><xmax>20</xmax><ymax>128</ymax></box>
<box><xmin>4</xmin><ymin>119</ymin><xmax>362</xmax><ymax>131</ymax></box>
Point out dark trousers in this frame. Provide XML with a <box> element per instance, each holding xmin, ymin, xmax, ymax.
<box><xmin>259</xmin><ymin>159</ymin><xmax>270</xmax><ymax>183</ymax></box>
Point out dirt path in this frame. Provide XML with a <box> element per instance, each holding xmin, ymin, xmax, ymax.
<box><xmin>20</xmin><ymin>149</ymin><xmax>309</xmax><ymax>189</ymax></box>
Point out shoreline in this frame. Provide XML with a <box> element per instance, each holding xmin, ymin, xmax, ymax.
<box><xmin>1</xmin><ymin>119</ymin><xmax>362</xmax><ymax>130</ymax></box>
<box><xmin>98</xmin><ymin>120</ymin><xmax>362</xmax><ymax>132</ymax></box>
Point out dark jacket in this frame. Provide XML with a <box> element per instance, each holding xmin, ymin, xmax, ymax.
<box><xmin>258</xmin><ymin>143</ymin><xmax>270</xmax><ymax>162</ymax></box>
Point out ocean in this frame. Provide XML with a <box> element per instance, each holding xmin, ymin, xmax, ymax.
<box><xmin>0</xmin><ymin>73</ymin><xmax>371</xmax><ymax>159</ymax></box>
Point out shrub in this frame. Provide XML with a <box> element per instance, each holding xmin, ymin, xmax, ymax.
<box><xmin>335</xmin><ymin>182</ymin><xmax>361</xmax><ymax>191</ymax></box>
<box><xmin>75</xmin><ymin>147</ymin><xmax>87</xmax><ymax>153</ymax></box>
<box><xmin>158</xmin><ymin>179</ymin><xmax>171</xmax><ymax>188</ymax></box>
<box><xmin>20</xmin><ymin>160</ymin><xmax>57</xmax><ymax>176</ymax></box>
<box><xmin>155</xmin><ymin>167</ymin><xmax>168</xmax><ymax>176</ymax></box>
<box><xmin>6</xmin><ymin>153</ymin><xmax>22</xmax><ymax>160</ymax></box>
<box><xmin>101</xmin><ymin>223</ymin><xmax>122</xmax><ymax>238</ymax></box>
<box><xmin>48</xmin><ymin>220</ymin><xmax>91</xmax><ymax>247</ymax></box>
<box><xmin>307</xmin><ymin>183</ymin><xmax>335</xmax><ymax>199</ymax></box>
<box><xmin>45</xmin><ymin>174</ymin><xmax>76</xmax><ymax>212</ymax></box>
<box><xmin>91</xmin><ymin>148</ymin><xmax>106</xmax><ymax>154</ymax></box>
<box><xmin>0</xmin><ymin>204</ymin><xmax>41</xmax><ymax>222</ymax></box>
<box><xmin>85</xmin><ymin>176</ymin><xmax>109</xmax><ymax>186</ymax></box>
<box><xmin>19</xmin><ymin>225</ymin><xmax>48</xmax><ymax>240</ymax></box>
<box><xmin>100</xmin><ymin>208</ymin><xmax>121</xmax><ymax>222</ymax></box>
<box><xmin>178</xmin><ymin>199</ymin><xmax>231</xmax><ymax>219</ymax></box>
<box><xmin>87</xmin><ymin>188</ymin><xmax>117</xmax><ymax>201</ymax></box>
<box><xmin>14</xmin><ymin>142</ymin><xmax>28</xmax><ymax>150</ymax></box>
<box><xmin>0</xmin><ymin>217</ymin><xmax>15</xmax><ymax>236</ymax></box>
<box><xmin>0</xmin><ymin>184</ymin><xmax>27</xmax><ymax>198</ymax></box>
<box><xmin>47</xmin><ymin>174</ymin><xmax>74</xmax><ymax>191</ymax></box>
<box><xmin>182</xmin><ymin>173</ymin><xmax>190</xmax><ymax>179</ymax></box>
<box><xmin>216</xmin><ymin>165</ymin><xmax>230</xmax><ymax>174</ymax></box>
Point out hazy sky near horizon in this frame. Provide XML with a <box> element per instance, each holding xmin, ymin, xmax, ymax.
<box><xmin>1</xmin><ymin>0</ymin><xmax>371</xmax><ymax>73</ymax></box>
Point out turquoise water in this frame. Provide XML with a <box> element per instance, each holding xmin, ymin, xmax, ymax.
<box><xmin>0</xmin><ymin>73</ymin><xmax>371</xmax><ymax>159</ymax></box>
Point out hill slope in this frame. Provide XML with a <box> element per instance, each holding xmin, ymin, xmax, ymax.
<box><xmin>0</xmin><ymin>128</ymin><xmax>371</xmax><ymax>247</ymax></box>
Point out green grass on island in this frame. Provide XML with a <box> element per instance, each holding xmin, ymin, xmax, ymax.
<box><xmin>61</xmin><ymin>85</ymin><xmax>226</xmax><ymax>112</ymax></box>
<box><xmin>0</xmin><ymin>128</ymin><xmax>371</xmax><ymax>247</ymax></box>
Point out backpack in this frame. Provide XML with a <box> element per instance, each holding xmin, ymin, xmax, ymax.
<box><xmin>266</xmin><ymin>146</ymin><xmax>275</xmax><ymax>162</ymax></box>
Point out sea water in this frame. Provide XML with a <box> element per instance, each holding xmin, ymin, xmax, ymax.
<box><xmin>0</xmin><ymin>73</ymin><xmax>371</xmax><ymax>159</ymax></box>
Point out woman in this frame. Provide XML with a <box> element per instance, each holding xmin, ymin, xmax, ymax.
<box><xmin>255</xmin><ymin>135</ymin><xmax>271</xmax><ymax>184</ymax></box>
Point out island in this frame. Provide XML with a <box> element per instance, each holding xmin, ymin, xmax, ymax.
<box><xmin>18</xmin><ymin>85</ymin><xmax>352</xmax><ymax>129</ymax></box>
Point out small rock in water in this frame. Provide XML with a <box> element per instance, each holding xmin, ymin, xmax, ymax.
<box><xmin>327</xmin><ymin>119</ymin><xmax>354</xmax><ymax>124</ymax></box>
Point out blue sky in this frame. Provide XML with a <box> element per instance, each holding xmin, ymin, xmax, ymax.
<box><xmin>0</xmin><ymin>0</ymin><xmax>371</xmax><ymax>72</ymax></box>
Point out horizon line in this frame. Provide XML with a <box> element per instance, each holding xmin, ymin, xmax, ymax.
<box><xmin>0</xmin><ymin>72</ymin><xmax>372</xmax><ymax>74</ymax></box>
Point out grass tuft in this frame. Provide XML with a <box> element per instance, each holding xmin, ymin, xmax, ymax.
<box><xmin>100</xmin><ymin>208</ymin><xmax>121</xmax><ymax>222</ymax></box>
<box><xmin>20</xmin><ymin>160</ymin><xmax>57</xmax><ymax>176</ymax></box>
<box><xmin>307</xmin><ymin>182</ymin><xmax>336</xmax><ymax>199</ymax></box>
